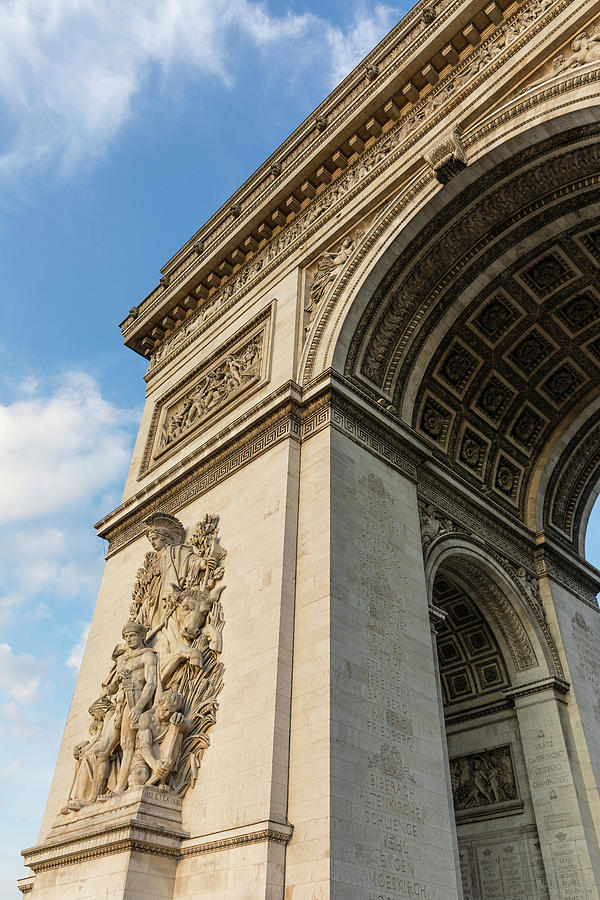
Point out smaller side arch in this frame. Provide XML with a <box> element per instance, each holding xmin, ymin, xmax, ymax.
<box><xmin>424</xmin><ymin>534</ymin><xmax>564</xmax><ymax>682</ymax></box>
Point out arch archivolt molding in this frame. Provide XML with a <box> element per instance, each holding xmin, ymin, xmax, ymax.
<box><xmin>351</xmin><ymin>135</ymin><xmax>600</xmax><ymax>393</ymax></box>
<box><xmin>303</xmin><ymin>120</ymin><xmax>600</xmax><ymax>537</ymax></box>
<box><xmin>423</xmin><ymin>533</ymin><xmax>564</xmax><ymax>680</ymax></box>
<box><xmin>544</xmin><ymin>408</ymin><xmax>600</xmax><ymax>549</ymax></box>
<box><xmin>301</xmin><ymin>63</ymin><xmax>600</xmax><ymax>389</ymax></box>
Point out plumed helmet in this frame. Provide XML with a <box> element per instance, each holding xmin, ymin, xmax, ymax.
<box><xmin>88</xmin><ymin>697</ymin><xmax>113</xmax><ymax>718</ymax></box>
<box><xmin>144</xmin><ymin>512</ymin><xmax>186</xmax><ymax>545</ymax></box>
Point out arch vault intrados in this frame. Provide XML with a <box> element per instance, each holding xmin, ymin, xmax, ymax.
<box><xmin>425</xmin><ymin>537</ymin><xmax>561</xmax><ymax>684</ymax></box>
<box><xmin>320</xmin><ymin>116</ymin><xmax>600</xmax><ymax>550</ymax></box>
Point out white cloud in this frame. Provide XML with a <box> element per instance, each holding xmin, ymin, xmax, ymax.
<box><xmin>0</xmin><ymin>644</ymin><xmax>41</xmax><ymax>703</ymax></box>
<box><xmin>325</xmin><ymin>5</ymin><xmax>400</xmax><ymax>86</ymax></box>
<box><xmin>0</xmin><ymin>596</ymin><xmax>23</xmax><ymax>631</ymax></box>
<box><xmin>0</xmin><ymin>1</ymin><xmax>402</xmax><ymax>184</ymax></box>
<box><xmin>0</xmin><ymin>701</ymin><xmax>42</xmax><ymax>742</ymax></box>
<box><xmin>0</xmin><ymin>0</ymin><xmax>314</xmax><ymax>180</ymax></box>
<box><xmin>0</xmin><ymin>371</ymin><xmax>138</xmax><ymax>524</ymax></box>
<box><xmin>0</xmin><ymin>525</ymin><xmax>104</xmax><ymax>608</ymax></box>
<box><xmin>28</xmin><ymin>602</ymin><xmax>52</xmax><ymax>622</ymax></box>
<box><xmin>66</xmin><ymin>623</ymin><xmax>90</xmax><ymax>672</ymax></box>
<box><xmin>0</xmin><ymin>372</ymin><xmax>135</xmax><ymax>630</ymax></box>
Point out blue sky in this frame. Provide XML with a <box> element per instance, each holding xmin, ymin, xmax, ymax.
<box><xmin>0</xmin><ymin>1</ymin><xmax>413</xmax><ymax>891</ymax></box>
<box><xmin>1</xmin><ymin>1</ymin><xmax>600</xmax><ymax>894</ymax></box>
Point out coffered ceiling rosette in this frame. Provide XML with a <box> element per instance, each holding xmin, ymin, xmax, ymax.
<box><xmin>346</xmin><ymin>124</ymin><xmax>600</xmax><ymax>545</ymax></box>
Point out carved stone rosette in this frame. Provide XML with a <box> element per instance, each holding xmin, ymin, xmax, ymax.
<box><xmin>62</xmin><ymin>512</ymin><xmax>226</xmax><ymax>814</ymax></box>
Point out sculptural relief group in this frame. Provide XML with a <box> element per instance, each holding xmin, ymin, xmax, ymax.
<box><xmin>159</xmin><ymin>336</ymin><xmax>262</xmax><ymax>449</ymax></box>
<box><xmin>63</xmin><ymin>512</ymin><xmax>226</xmax><ymax>812</ymax></box>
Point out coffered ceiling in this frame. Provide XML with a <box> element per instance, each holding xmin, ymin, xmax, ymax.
<box><xmin>347</xmin><ymin>125</ymin><xmax>600</xmax><ymax>546</ymax></box>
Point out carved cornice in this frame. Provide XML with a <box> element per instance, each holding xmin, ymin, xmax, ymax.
<box><xmin>120</xmin><ymin>0</ymin><xmax>459</xmax><ymax>342</ymax></box>
<box><xmin>23</xmin><ymin>820</ymin><xmax>186</xmax><ymax>873</ymax></box>
<box><xmin>97</xmin><ymin>394</ymin><xmax>302</xmax><ymax>556</ymax></box>
<box><xmin>180</xmin><ymin>821</ymin><xmax>293</xmax><ymax>858</ymax></box>
<box><xmin>504</xmin><ymin>675</ymin><xmax>570</xmax><ymax>700</ymax></box>
<box><xmin>124</xmin><ymin>0</ymin><xmax>575</xmax><ymax>364</ymax></box>
<box><xmin>155</xmin><ymin>0</ymin><xmax>454</xmax><ymax>270</ymax></box>
<box><xmin>417</xmin><ymin>478</ymin><xmax>534</xmax><ymax>567</ymax></box>
<box><xmin>303</xmin><ymin>388</ymin><xmax>420</xmax><ymax>482</ymax></box>
<box><xmin>23</xmin><ymin>820</ymin><xmax>293</xmax><ymax>873</ymax></box>
<box><xmin>97</xmin><ymin>377</ymin><xmax>424</xmax><ymax>555</ymax></box>
<box><xmin>534</xmin><ymin>535</ymin><xmax>600</xmax><ymax>608</ymax></box>
<box><xmin>428</xmin><ymin>603</ymin><xmax>447</xmax><ymax>630</ymax></box>
<box><xmin>445</xmin><ymin>699</ymin><xmax>513</xmax><ymax>726</ymax></box>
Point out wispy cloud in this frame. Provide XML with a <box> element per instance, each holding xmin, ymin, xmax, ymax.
<box><xmin>0</xmin><ymin>644</ymin><xmax>42</xmax><ymax>703</ymax></box>
<box><xmin>0</xmin><ymin>370</ymin><xmax>137</xmax><ymax>645</ymax></box>
<box><xmin>0</xmin><ymin>1</ymin><xmax>400</xmax><ymax>184</ymax></box>
<box><xmin>0</xmin><ymin>0</ymin><xmax>314</xmax><ymax>180</ymax></box>
<box><xmin>0</xmin><ymin>371</ymin><xmax>138</xmax><ymax>523</ymax></box>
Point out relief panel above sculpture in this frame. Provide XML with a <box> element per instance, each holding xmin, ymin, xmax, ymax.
<box><xmin>450</xmin><ymin>745</ymin><xmax>520</xmax><ymax>816</ymax></box>
<box><xmin>140</xmin><ymin>306</ymin><xmax>272</xmax><ymax>477</ymax></box>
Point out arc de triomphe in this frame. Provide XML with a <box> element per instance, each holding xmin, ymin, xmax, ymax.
<box><xmin>20</xmin><ymin>0</ymin><xmax>600</xmax><ymax>897</ymax></box>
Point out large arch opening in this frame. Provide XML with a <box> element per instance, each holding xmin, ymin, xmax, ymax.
<box><xmin>433</xmin><ymin>563</ymin><xmax>551</xmax><ymax>899</ymax></box>
<box><xmin>323</xmin><ymin>115</ymin><xmax>600</xmax><ymax>555</ymax></box>
<box><xmin>314</xmin><ymin>91</ymin><xmax>600</xmax><ymax>897</ymax></box>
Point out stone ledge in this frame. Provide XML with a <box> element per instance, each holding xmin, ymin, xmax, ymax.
<box><xmin>180</xmin><ymin>820</ymin><xmax>293</xmax><ymax>857</ymax></box>
<box><xmin>455</xmin><ymin>798</ymin><xmax>525</xmax><ymax>825</ymax></box>
<box><xmin>23</xmin><ymin>796</ymin><xmax>292</xmax><ymax>874</ymax></box>
<box><xmin>23</xmin><ymin>787</ymin><xmax>188</xmax><ymax>873</ymax></box>
<box><xmin>504</xmin><ymin>676</ymin><xmax>570</xmax><ymax>701</ymax></box>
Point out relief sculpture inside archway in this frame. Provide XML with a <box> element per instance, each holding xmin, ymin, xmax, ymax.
<box><xmin>433</xmin><ymin>569</ymin><xmax>549</xmax><ymax>899</ymax></box>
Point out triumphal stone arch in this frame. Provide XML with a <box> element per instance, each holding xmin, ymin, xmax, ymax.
<box><xmin>20</xmin><ymin>0</ymin><xmax>600</xmax><ymax>896</ymax></box>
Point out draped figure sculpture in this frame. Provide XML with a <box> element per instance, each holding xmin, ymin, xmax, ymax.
<box><xmin>62</xmin><ymin>512</ymin><xmax>226</xmax><ymax>812</ymax></box>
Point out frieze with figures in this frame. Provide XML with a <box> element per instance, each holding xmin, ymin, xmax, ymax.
<box><xmin>450</xmin><ymin>745</ymin><xmax>519</xmax><ymax>814</ymax></box>
<box><xmin>140</xmin><ymin>309</ymin><xmax>271</xmax><ymax>476</ymax></box>
<box><xmin>159</xmin><ymin>335</ymin><xmax>262</xmax><ymax>450</ymax></box>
